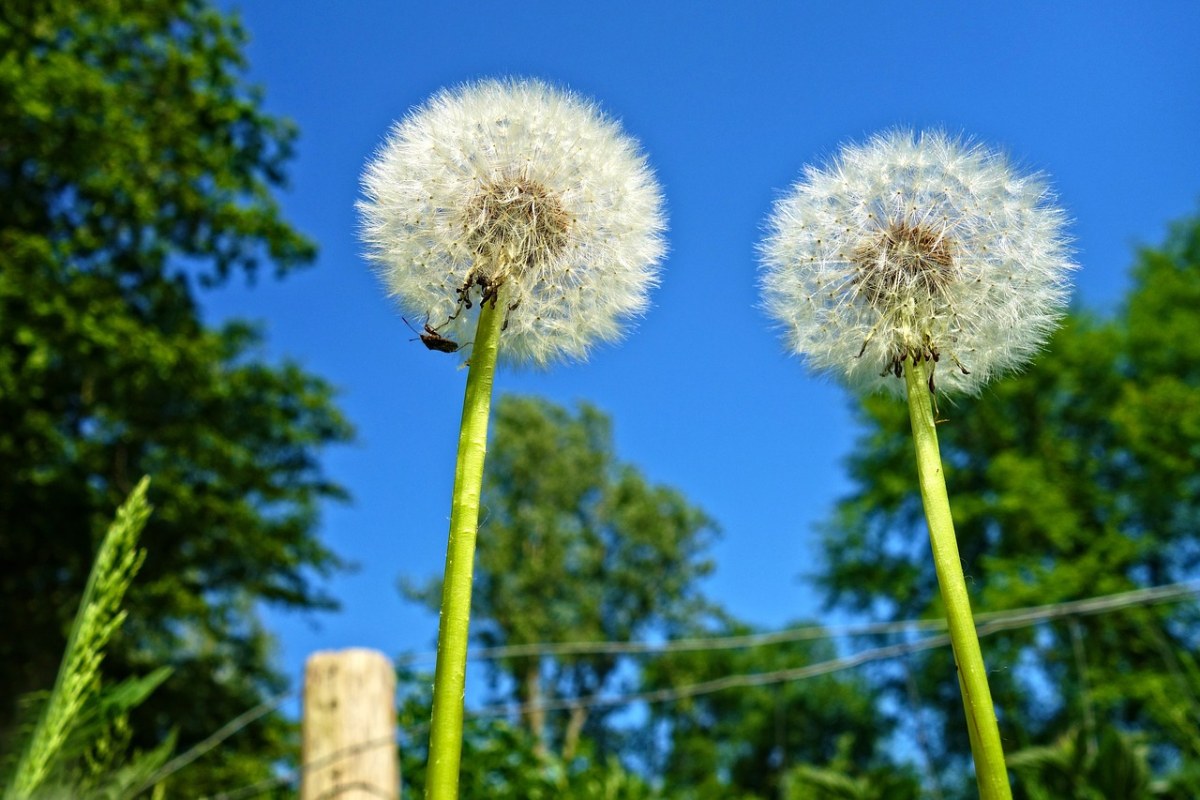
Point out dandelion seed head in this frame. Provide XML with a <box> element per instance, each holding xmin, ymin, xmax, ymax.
<box><xmin>760</xmin><ymin>130</ymin><xmax>1075</xmax><ymax>395</ymax></box>
<box><xmin>359</xmin><ymin>78</ymin><xmax>666</xmax><ymax>366</ymax></box>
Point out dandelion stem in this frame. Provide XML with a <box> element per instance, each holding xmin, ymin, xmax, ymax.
<box><xmin>904</xmin><ymin>357</ymin><xmax>1012</xmax><ymax>800</ymax></box>
<box><xmin>426</xmin><ymin>292</ymin><xmax>506</xmax><ymax>800</ymax></box>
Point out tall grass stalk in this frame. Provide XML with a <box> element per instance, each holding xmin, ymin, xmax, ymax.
<box><xmin>4</xmin><ymin>478</ymin><xmax>152</xmax><ymax>800</ymax></box>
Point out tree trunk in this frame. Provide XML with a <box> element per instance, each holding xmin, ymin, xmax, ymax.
<box><xmin>562</xmin><ymin>702</ymin><xmax>589</xmax><ymax>762</ymax></box>
<box><xmin>523</xmin><ymin>661</ymin><xmax>548</xmax><ymax>758</ymax></box>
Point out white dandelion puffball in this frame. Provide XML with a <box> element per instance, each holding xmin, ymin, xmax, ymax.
<box><xmin>360</xmin><ymin>78</ymin><xmax>666</xmax><ymax>367</ymax></box>
<box><xmin>760</xmin><ymin>130</ymin><xmax>1075</xmax><ymax>395</ymax></box>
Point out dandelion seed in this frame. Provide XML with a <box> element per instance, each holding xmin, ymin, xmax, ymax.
<box><xmin>760</xmin><ymin>130</ymin><xmax>1074</xmax><ymax>394</ymax></box>
<box><xmin>359</xmin><ymin>78</ymin><xmax>666</xmax><ymax>366</ymax></box>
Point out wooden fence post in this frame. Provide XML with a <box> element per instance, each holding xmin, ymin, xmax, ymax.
<box><xmin>301</xmin><ymin>648</ymin><xmax>398</xmax><ymax>799</ymax></box>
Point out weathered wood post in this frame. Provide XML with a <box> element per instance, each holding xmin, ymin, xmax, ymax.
<box><xmin>301</xmin><ymin>648</ymin><xmax>398</xmax><ymax>799</ymax></box>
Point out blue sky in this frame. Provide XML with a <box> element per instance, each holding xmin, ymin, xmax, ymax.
<box><xmin>210</xmin><ymin>1</ymin><xmax>1200</xmax><ymax>700</ymax></box>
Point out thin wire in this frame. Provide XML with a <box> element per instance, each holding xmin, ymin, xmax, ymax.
<box><xmin>202</xmin><ymin>733</ymin><xmax>405</xmax><ymax>800</ymax></box>
<box><xmin>183</xmin><ymin>580</ymin><xmax>1200</xmax><ymax>798</ymax></box>
<box><xmin>396</xmin><ymin>580</ymin><xmax>1200</xmax><ymax>664</ymax></box>
<box><xmin>134</xmin><ymin>691</ymin><xmax>293</xmax><ymax>795</ymax></box>
<box><xmin>469</xmin><ymin>581</ymin><xmax>1200</xmax><ymax>716</ymax></box>
<box><xmin>204</xmin><ymin>636</ymin><xmax>966</xmax><ymax>799</ymax></box>
<box><xmin>473</xmin><ymin>633</ymin><xmax>957</xmax><ymax>717</ymax></box>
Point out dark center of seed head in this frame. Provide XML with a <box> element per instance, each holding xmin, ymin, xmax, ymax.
<box><xmin>465</xmin><ymin>178</ymin><xmax>571</xmax><ymax>275</ymax></box>
<box><xmin>853</xmin><ymin>222</ymin><xmax>955</xmax><ymax>308</ymax></box>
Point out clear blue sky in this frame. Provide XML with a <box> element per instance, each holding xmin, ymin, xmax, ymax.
<box><xmin>209</xmin><ymin>1</ymin><xmax>1200</xmax><ymax>699</ymax></box>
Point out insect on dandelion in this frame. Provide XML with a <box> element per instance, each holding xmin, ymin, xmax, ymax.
<box><xmin>358</xmin><ymin>78</ymin><xmax>666</xmax><ymax>800</ymax></box>
<box><xmin>761</xmin><ymin>129</ymin><xmax>1074</xmax><ymax>395</ymax></box>
<box><xmin>360</xmin><ymin>78</ymin><xmax>665</xmax><ymax>367</ymax></box>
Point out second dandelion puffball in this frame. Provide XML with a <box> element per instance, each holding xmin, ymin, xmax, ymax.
<box><xmin>360</xmin><ymin>78</ymin><xmax>666</xmax><ymax>366</ymax></box>
<box><xmin>760</xmin><ymin>130</ymin><xmax>1075</xmax><ymax>395</ymax></box>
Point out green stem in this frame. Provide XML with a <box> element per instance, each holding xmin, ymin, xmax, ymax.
<box><xmin>426</xmin><ymin>295</ymin><xmax>506</xmax><ymax>800</ymax></box>
<box><xmin>904</xmin><ymin>357</ymin><xmax>1012</xmax><ymax>800</ymax></box>
<box><xmin>7</xmin><ymin>478</ymin><xmax>151</xmax><ymax>800</ymax></box>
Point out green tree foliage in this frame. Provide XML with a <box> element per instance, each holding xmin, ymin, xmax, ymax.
<box><xmin>785</xmin><ymin>759</ymin><xmax>923</xmax><ymax>800</ymax></box>
<box><xmin>817</xmin><ymin>213</ymin><xmax>1200</xmax><ymax>792</ymax></box>
<box><xmin>406</xmin><ymin>395</ymin><xmax>718</xmax><ymax>762</ymax></box>
<box><xmin>396</xmin><ymin>668</ymin><xmax>661</xmax><ymax>800</ymax></box>
<box><xmin>0</xmin><ymin>1</ymin><xmax>351</xmax><ymax>792</ymax></box>
<box><xmin>1007</xmin><ymin>723</ymin><xmax>1200</xmax><ymax>800</ymax></box>
<box><xmin>642</xmin><ymin>613</ymin><xmax>920</xmax><ymax>800</ymax></box>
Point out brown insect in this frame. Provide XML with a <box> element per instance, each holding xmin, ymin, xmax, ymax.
<box><xmin>403</xmin><ymin>318</ymin><xmax>461</xmax><ymax>354</ymax></box>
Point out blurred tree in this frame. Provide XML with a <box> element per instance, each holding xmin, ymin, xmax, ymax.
<box><xmin>0</xmin><ymin>0</ymin><xmax>351</xmax><ymax>793</ymax></box>
<box><xmin>784</xmin><ymin>759</ymin><xmax>924</xmax><ymax>800</ymax></box>
<box><xmin>1006</xmin><ymin>724</ymin><xmax>1189</xmax><ymax>800</ymax></box>
<box><xmin>396</xmin><ymin>666</ymin><xmax>662</xmax><ymax>800</ymax></box>
<box><xmin>405</xmin><ymin>395</ymin><xmax>718</xmax><ymax>763</ymax></box>
<box><xmin>816</xmin><ymin>213</ymin><xmax>1200</xmax><ymax>794</ymax></box>
<box><xmin>642</xmin><ymin>612</ymin><xmax>922</xmax><ymax>800</ymax></box>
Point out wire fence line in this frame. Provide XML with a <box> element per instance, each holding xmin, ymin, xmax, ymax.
<box><xmin>476</xmin><ymin>632</ymin><xmax>957</xmax><ymax>717</ymax></box>
<box><xmin>135</xmin><ymin>691</ymin><xmax>295</xmax><ymax>796</ymax></box>
<box><xmin>197</xmin><ymin>639</ymin><xmax>961</xmax><ymax>797</ymax></box>
<box><xmin>470</xmin><ymin>580</ymin><xmax>1200</xmax><ymax>717</ymax></box>
<box><xmin>169</xmin><ymin>579</ymin><xmax>1199</xmax><ymax>798</ymax></box>
<box><xmin>200</xmin><ymin>733</ymin><xmax>404</xmax><ymax>800</ymax></box>
<box><xmin>396</xmin><ymin>579</ymin><xmax>1200</xmax><ymax>664</ymax></box>
<box><xmin>197</xmin><ymin>637</ymin><xmax>966</xmax><ymax>799</ymax></box>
